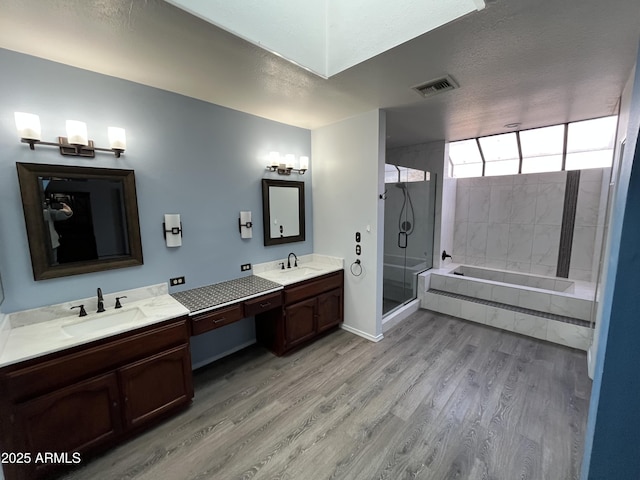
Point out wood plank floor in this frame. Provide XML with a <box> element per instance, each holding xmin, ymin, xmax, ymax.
<box><xmin>60</xmin><ymin>310</ymin><xmax>591</xmax><ymax>480</ymax></box>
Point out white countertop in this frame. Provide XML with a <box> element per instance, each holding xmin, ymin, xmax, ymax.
<box><xmin>0</xmin><ymin>286</ymin><xmax>189</xmax><ymax>368</ymax></box>
<box><xmin>253</xmin><ymin>254</ymin><xmax>344</xmax><ymax>286</ymax></box>
<box><xmin>0</xmin><ymin>256</ymin><xmax>345</xmax><ymax>369</ymax></box>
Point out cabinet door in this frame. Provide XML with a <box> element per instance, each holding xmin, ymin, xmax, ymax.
<box><xmin>284</xmin><ymin>298</ymin><xmax>317</xmax><ymax>348</ymax></box>
<box><xmin>119</xmin><ymin>344</ymin><xmax>193</xmax><ymax>430</ymax></box>
<box><xmin>15</xmin><ymin>372</ymin><xmax>122</xmax><ymax>458</ymax></box>
<box><xmin>316</xmin><ymin>288</ymin><xmax>343</xmax><ymax>333</ymax></box>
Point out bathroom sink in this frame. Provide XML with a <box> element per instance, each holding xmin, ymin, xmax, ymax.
<box><xmin>62</xmin><ymin>307</ymin><xmax>147</xmax><ymax>337</ymax></box>
<box><xmin>273</xmin><ymin>266</ymin><xmax>323</xmax><ymax>279</ymax></box>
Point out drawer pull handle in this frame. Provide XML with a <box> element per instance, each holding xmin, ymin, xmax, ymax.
<box><xmin>213</xmin><ymin>317</ymin><xmax>226</xmax><ymax>324</ymax></box>
<box><xmin>259</xmin><ymin>302</ymin><xmax>271</xmax><ymax>308</ymax></box>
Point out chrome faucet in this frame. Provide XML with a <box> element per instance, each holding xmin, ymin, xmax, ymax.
<box><xmin>96</xmin><ymin>288</ymin><xmax>105</xmax><ymax>313</ymax></box>
<box><xmin>287</xmin><ymin>252</ymin><xmax>298</xmax><ymax>269</ymax></box>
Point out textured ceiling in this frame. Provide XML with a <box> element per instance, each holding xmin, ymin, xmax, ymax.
<box><xmin>0</xmin><ymin>0</ymin><xmax>638</xmax><ymax>148</ymax></box>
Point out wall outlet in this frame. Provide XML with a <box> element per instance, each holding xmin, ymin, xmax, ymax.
<box><xmin>240</xmin><ymin>263</ymin><xmax>252</xmax><ymax>272</ymax></box>
<box><xmin>170</xmin><ymin>276</ymin><xmax>185</xmax><ymax>286</ymax></box>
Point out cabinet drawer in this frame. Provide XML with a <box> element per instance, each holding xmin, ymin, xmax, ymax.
<box><xmin>244</xmin><ymin>291</ymin><xmax>282</xmax><ymax>317</ymax></box>
<box><xmin>191</xmin><ymin>304</ymin><xmax>244</xmax><ymax>336</ymax></box>
<box><xmin>284</xmin><ymin>271</ymin><xmax>343</xmax><ymax>305</ymax></box>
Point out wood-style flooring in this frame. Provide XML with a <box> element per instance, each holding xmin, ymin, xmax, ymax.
<box><xmin>60</xmin><ymin>310</ymin><xmax>591</xmax><ymax>480</ymax></box>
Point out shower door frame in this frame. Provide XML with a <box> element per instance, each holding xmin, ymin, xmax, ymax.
<box><xmin>382</xmin><ymin>165</ymin><xmax>436</xmax><ymax>316</ymax></box>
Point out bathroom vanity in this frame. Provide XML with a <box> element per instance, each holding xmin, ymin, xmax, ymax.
<box><xmin>0</xmin><ymin>256</ymin><xmax>343</xmax><ymax>479</ymax></box>
<box><xmin>255</xmin><ymin>270</ymin><xmax>344</xmax><ymax>355</ymax></box>
<box><xmin>0</xmin><ymin>295</ymin><xmax>192</xmax><ymax>480</ymax></box>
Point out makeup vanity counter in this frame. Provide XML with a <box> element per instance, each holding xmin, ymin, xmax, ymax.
<box><xmin>170</xmin><ymin>255</ymin><xmax>343</xmax><ymax>341</ymax></box>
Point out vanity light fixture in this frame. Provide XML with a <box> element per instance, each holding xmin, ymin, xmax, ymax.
<box><xmin>265</xmin><ymin>151</ymin><xmax>309</xmax><ymax>175</ymax></box>
<box><xmin>239</xmin><ymin>211</ymin><xmax>253</xmax><ymax>239</ymax></box>
<box><xmin>163</xmin><ymin>214</ymin><xmax>183</xmax><ymax>247</ymax></box>
<box><xmin>14</xmin><ymin>112</ymin><xmax>126</xmax><ymax>158</ymax></box>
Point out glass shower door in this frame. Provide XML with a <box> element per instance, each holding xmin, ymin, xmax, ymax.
<box><xmin>382</xmin><ymin>164</ymin><xmax>436</xmax><ymax>315</ymax></box>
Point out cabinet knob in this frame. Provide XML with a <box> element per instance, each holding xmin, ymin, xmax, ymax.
<box><xmin>113</xmin><ymin>401</ymin><xmax>118</xmax><ymax>408</ymax></box>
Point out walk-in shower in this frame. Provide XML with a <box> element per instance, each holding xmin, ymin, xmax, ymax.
<box><xmin>382</xmin><ymin>164</ymin><xmax>436</xmax><ymax>315</ymax></box>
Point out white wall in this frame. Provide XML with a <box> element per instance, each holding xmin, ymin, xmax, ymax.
<box><xmin>440</xmin><ymin>143</ymin><xmax>457</xmax><ymax>266</ymax></box>
<box><xmin>386</xmin><ymin>141</ymin><xmax>448</xmax><ymax>268</ymax></box>
<box><xmin>312</xmin><ymin>110</ymin><xmax>385</xmax><ymax>340</ymax></box>
<box><xmin>588</xmin><ymin>63</ymin><xmax>637</xmax><ymax>376</ymax></box>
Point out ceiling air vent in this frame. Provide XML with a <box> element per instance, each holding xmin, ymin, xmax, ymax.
<box><xmin>411</xmin><ymin>75</ymin><xmax>458</xmax><ymax>98</ymax></box>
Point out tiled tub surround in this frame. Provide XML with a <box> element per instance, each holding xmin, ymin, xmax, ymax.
<box><xmin>452</xmin><ymin>169</ymin><xmax>607</xmax><ymax>281</ymax></box>
<box><xmin>419</xmin><ymin>267</ymin><xmax>595</xmax><ymax>350</ymax></box>
<box><xmin>0</xmin><ymin>283</ymin><xmax>189</xmax><ymax>367</ymax></box>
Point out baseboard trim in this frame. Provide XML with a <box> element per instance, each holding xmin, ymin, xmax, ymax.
<box><xmin>191</xmin><ymin>340</ymin><xmax>256</xmax><ymax>371</ymax></box>
<box><xmin>340</xmin><ymin>323</ymin><xmax>383</xmax><ymax>342</ymax></box>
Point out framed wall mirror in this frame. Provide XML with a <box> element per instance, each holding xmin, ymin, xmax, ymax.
<box><xmin>261</xmin><ymin>179</ymin><xmax>305</xmax><ymax>246</ymax></box>
<box><xmin>16</xmin><ymin>163</ymin><xmax>143</xmax><ymax>280</ymax></box>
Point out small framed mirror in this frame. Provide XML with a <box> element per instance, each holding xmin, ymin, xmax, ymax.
<box><xmin>16</xmin><ymin>162</ymin><xmax>143</xmax><ymax>280</ymax></box>
<box><xmin>261</xmin><ymin>179</ymin><xmax>305</xmax><ymax>246</ymax></box>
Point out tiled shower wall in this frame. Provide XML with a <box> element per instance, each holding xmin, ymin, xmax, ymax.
<box><xmin>451</xmin><ymin>169</ymin><xmax>607</xmax><ymax>281</ymax></box>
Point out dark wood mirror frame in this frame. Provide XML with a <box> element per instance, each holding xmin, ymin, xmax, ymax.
<box><xmin>16</xmin><ymin>162</ymin><xmax>143</xmax><ymax>280</ymax></box>
<box><xmin>261</xmin><ymin>179</ymin><xmax>305</xmax><ymax>246</ymax></box>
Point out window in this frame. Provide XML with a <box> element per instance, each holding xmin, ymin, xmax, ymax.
<box><xmin>385</xmin><ymin>164</ymin><xmax>428</xmax><ymax>183</ymax></box>
<box><xmin>478</xmin><ymin>133</ymin><xmax>519</xmax><ymax>176</ymax></box>
<box><xmin>448</xmin><ymin>115</ymin><xmax>617</xmax><ymax>178</ymax></box>
<box><xmin>565</xmin><ymin>116</ymin><xmax>617</xmax><ymax>170</ymax></box>
<box><xmin>448</xmin><ymin>139</ymin><xmax>483</xmax><ymax>178</ymax></box>
<box><xmin>520</xmin><ymin>124</ymin><xmax>564</xmax><ymax>174</ymax></box>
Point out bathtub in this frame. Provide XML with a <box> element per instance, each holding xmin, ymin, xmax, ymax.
<box><xmin>451</xmin><ymin>265</ymin><xmax>575</xmax><ymax>293</ymax></box>
<box><xmin>383</xmin><ymin>254</ymin><xmax>429</xmax><ymax>303</ymax></box>
<box><xmin>419</xmin><ymin>265</ymin><xmax>595</xmax><ymax>350</ymax></box>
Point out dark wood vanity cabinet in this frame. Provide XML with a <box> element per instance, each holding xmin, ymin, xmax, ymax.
<box><xmin>0</xmin><ymin>317</ymin><xmax>193</xmax><ymax>480</ymax></box>
<box><xmin>256</xmin><ymin>270</ymin><xmax>344</xmax><ymax>355</ymax></box>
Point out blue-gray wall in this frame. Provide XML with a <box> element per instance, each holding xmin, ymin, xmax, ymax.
<box><xmin>0</xmin><ymin>49</ymin><xmax>312</xmax><ymax>365</ymax></box>
<box><xmin>581</xmin><ymin>43</ymin><xmax>640</xmax><ymax>479</ymax></box>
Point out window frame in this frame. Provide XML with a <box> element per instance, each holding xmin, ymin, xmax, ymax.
<box><xmin>449</xmin><ymin>115</ymin><xmax>617</xmax><ymax>179</ymax></box>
